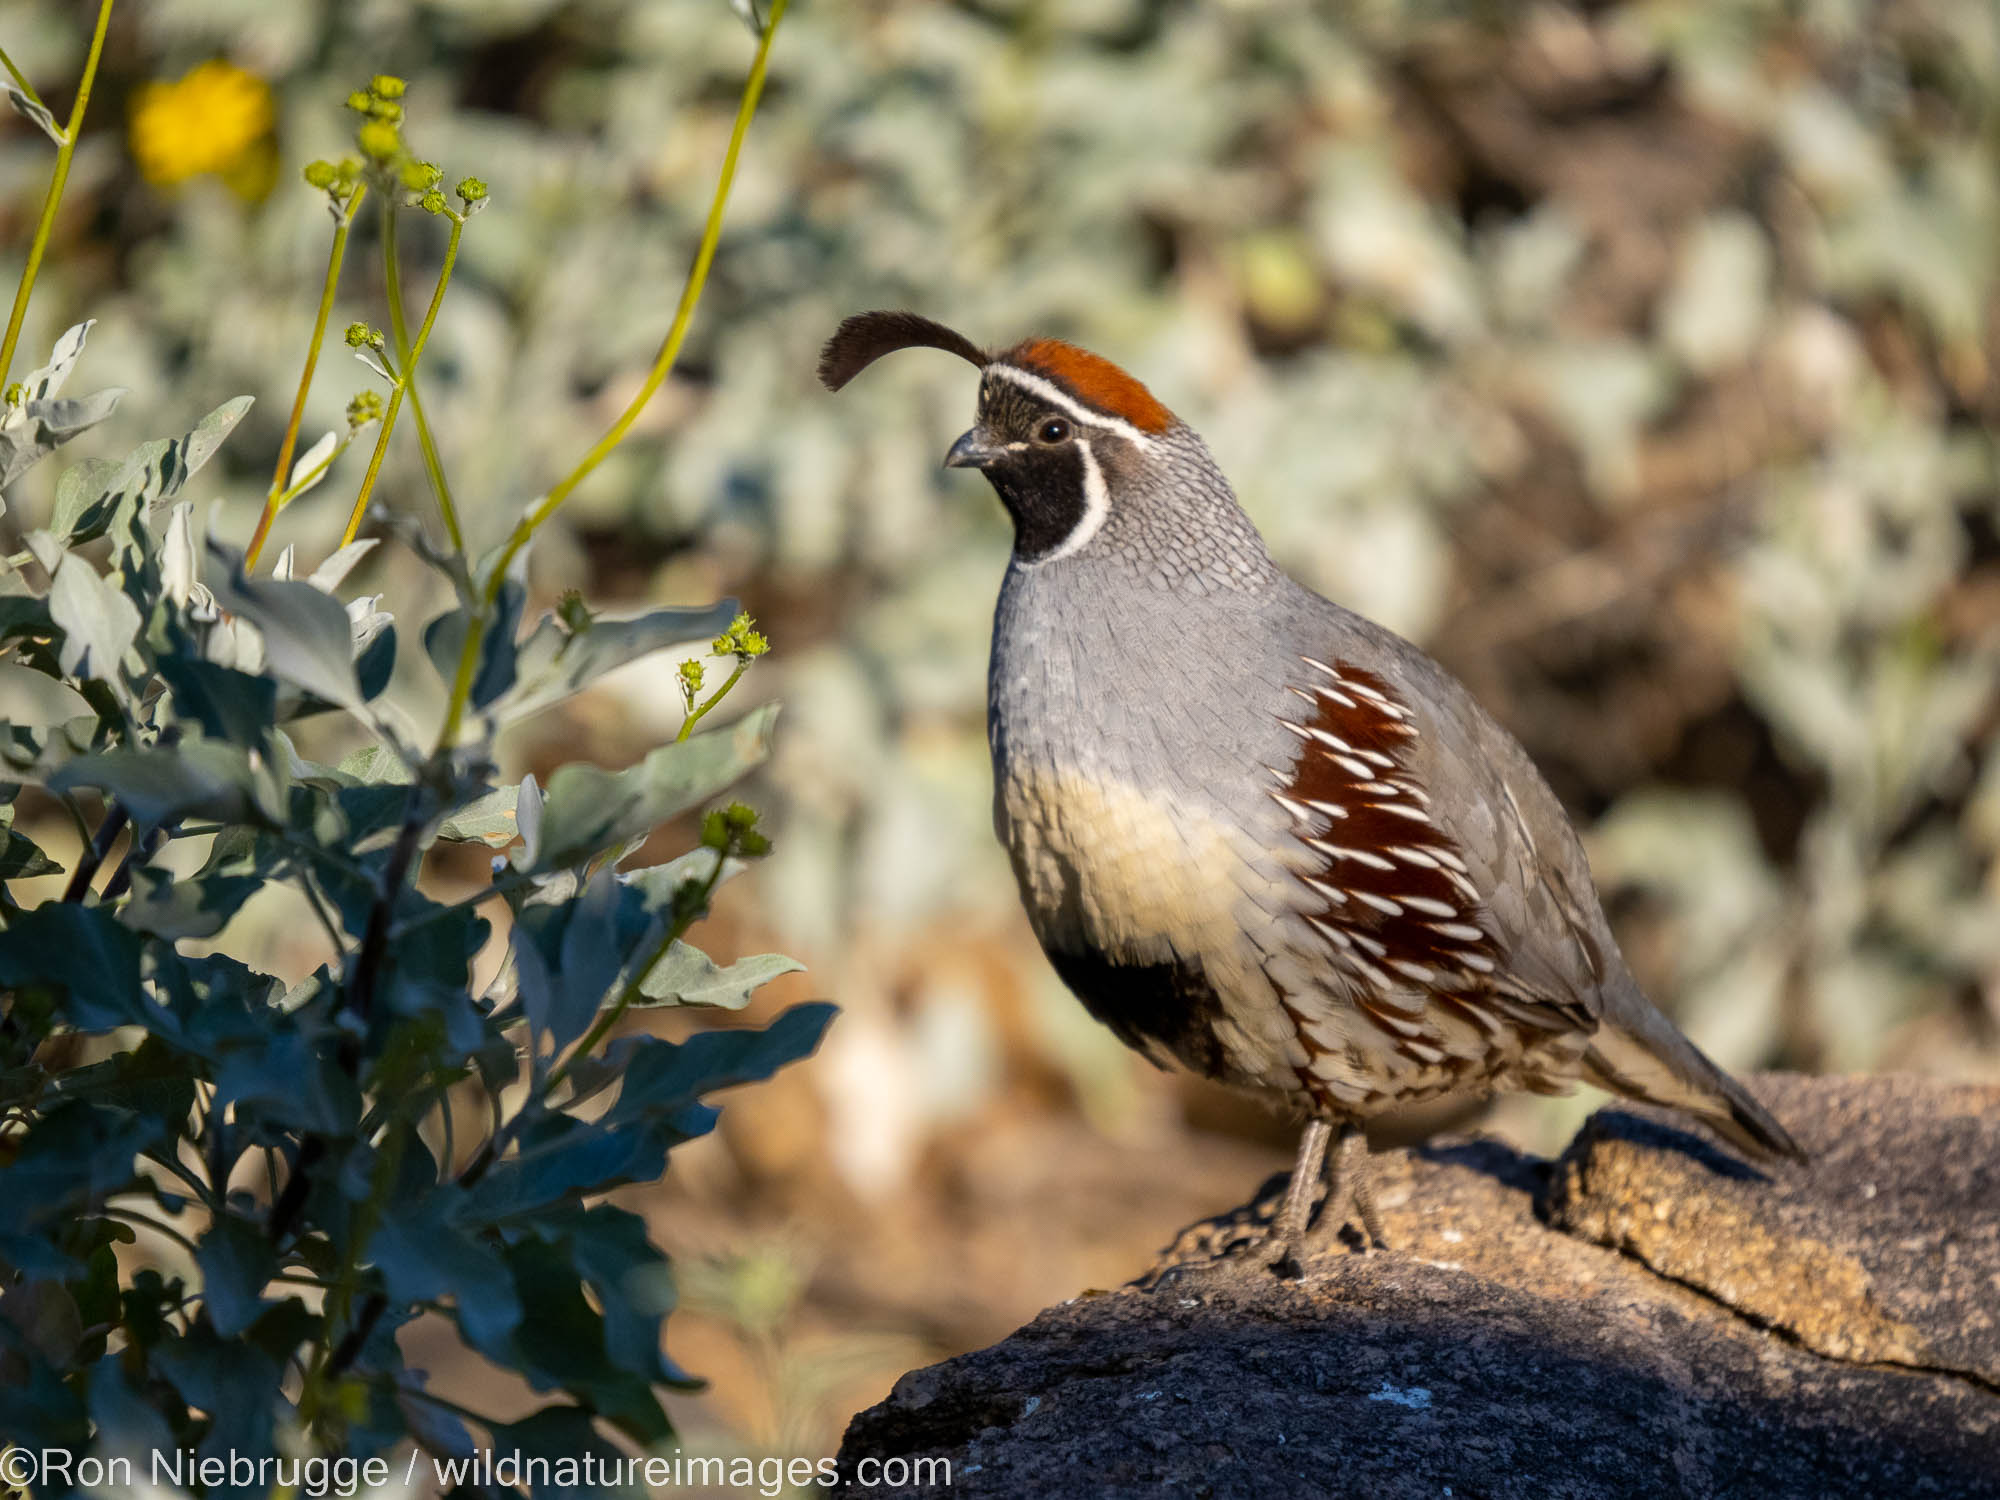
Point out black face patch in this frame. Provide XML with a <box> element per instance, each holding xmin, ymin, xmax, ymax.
<box><xmin>985</xmin><ymin>441</ymin><xmax>1093</xmax><ymax>562</ymax></box>
<box><xmin>971</xmin><ymin>377</ymin><xmax>1104</xmax><ymax>562</ymax></box>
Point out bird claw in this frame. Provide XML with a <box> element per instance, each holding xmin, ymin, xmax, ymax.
<box><xmin>1263</xmin><ymin>1208</ymin><xmax>1388</xmax><ymax>1278</ymax></box>
<box><xmin>1263</xmin><ymin>1235</ymin><xmax>1309</xmax><ymax>1282</ymax></box>
<box><xmin>1304</xmin><ymin>1214</ymin><xmax>1387</xmax><ymax>1258</ymax></box>
<box><xmin>1140</xmin><ymin>1121</ymin><xmax>1391</xmax><ymax>1287</ymax></box>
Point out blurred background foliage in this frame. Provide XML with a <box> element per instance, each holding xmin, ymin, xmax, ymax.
<box><xmin>2</xmin><ymin>0</ymin><xmax>1996</xmax><ymax>1468</ymax></box>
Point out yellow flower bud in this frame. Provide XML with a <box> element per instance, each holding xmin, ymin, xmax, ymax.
<box><xmin>356</xmin><ymin>119</ymin><xmax>399</xmax><ymax>161</ymax></box>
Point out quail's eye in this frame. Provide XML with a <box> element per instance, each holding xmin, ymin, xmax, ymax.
<box><xmin>1036</xmin><ymin>418</ymin><xmax>1071</xmax><ymax>445</ymax></box>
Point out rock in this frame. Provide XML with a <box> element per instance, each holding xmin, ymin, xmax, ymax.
<box><xmin>834</xmin><ymin>1075</ymin><xmax>2000</xmax><ymax>1499</ymax></box>
<box><xmin>1545</xmin><ymin>1072</ymin><xmax>2000</xmax><ymax>1386</ymax></box>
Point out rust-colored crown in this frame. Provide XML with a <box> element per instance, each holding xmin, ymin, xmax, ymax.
<box><xmin>997</xmin><ymin>338</ymin><xmax>1174</xmax><ymax>434</ymax></box>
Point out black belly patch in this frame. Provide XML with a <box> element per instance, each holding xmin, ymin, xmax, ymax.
<box><xmin>1044</xmin><ymin>946</ymin><xmax>1236</xmax><ymax>1082</ymax></box>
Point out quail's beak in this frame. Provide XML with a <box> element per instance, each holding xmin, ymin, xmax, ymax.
<box><xmin>944</xmin><ymin>428</ymin><xmax>1003</xmax><ymax>471</ymax></box>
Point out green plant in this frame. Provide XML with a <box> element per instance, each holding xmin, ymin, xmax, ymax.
<box><xmin>0</xmin><ymin>0</ymin><xmax>829</xmax><ymax>1472</ymax></box>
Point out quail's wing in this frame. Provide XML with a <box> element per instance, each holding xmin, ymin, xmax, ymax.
<box><xmin>1269</xmin><ymin>598</ymin><xmax>1608</xmax><ymax>1046</ymax></box>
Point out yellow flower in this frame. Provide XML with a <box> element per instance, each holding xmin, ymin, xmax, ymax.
<box><xmin>128</xmin><ymin>60</ymin><xmax>276</xmax><ymax>189</ymax></box>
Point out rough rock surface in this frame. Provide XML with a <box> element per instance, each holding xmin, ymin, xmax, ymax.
<box><xmin>835</xmin><ymin>1074</ymin><xmax>2000</xmax><ymax>1499</ymax></box>
<box><xmin>1546</xmin><ymin>1072</ymin><xmax>2000</xmax><ymax>1386</ymax></box>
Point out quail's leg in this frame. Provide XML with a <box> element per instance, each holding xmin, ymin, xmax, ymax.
<box><xmin>1308</xmin><ymin>1121</ymin><xmax>1387</xmax><ymax>1252</ymax></box>
<box><xmin>1262</xmin><ymin>1118</ymin><xmax>1333</xmax><ymax>1277</ymax></box>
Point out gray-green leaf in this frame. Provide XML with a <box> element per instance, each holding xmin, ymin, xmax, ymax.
<box><xmin>50</xmin><ymin>395</ymin><xmax>251</xmax><ymax>543</ymax></box>
<box><xmin>423</xmin><ymin>580</ymin><xmax>526</xmax><ymax>715</ymax></box>
<box><xmin>633</xmin><ymin>941</ymin><xmax>803</xmax><ymax>1010</ymax></box>
<box><xmin>193</xmin><ymin>1213</ymin><xmax>276</xmax><ymax>1338</ymax></box>
<box><xmin>0</xmin><ymin>388</ymin><xmax>126</xmax><ymax>494</ymax></box>
<box><xmin>522</xmin><ymin>702</ymin><xmax>778</xmax><ymax>873</ymax></box>
<box><xmin>436</xmin><ymin>783</ymin><xmax>521</xmax><ymax>847</ymax></box>
<box><xmin>205</xmin><ymin>542</ymin><xmax>364</xmax><ymax>712</ymax></box>
<box><xmin>4</xmin><ymin>83</ymin><xmax>62</xmax><ymax>145</ymax></box>
<box><xmin>2</xmin><ymin>323</ymin><xmax>125</xmax><ymax>491</ymax></box>
<box><xmin>117</xmin><ymin>867</ymin><xmax>261</xmax><ymax>941</ymax></box>
<box><xmin>282</xmin><ymin>430</ymin><xmax>339</xmax><ymax>503</ymax></box>
<box><xmin>51</xmin><ymin>742</ymin><xmax>265</xmax><ymax>827</ymax></box>
<box><xmin>48</xmin><ymin>555</ymin><xmax>141</xmax><ymax>703</ymax></box>
<box><xmin>0</xmin><ymin>805</ymin><xmax>61</xmax><ymax>879</ymax></box>
<box><xmin>493</xmin><ymin>599</ymin><xmax>741</xmax><ymax>726</ymax></box>
<box><xmin>17</xmin><ymin>322</ymin><xmax>92</xmax><ymax>402</ymax></box>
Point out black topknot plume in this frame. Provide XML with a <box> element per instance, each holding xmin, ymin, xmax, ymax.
<box><xmin>817</xmin><ymin>310</ymin><xmax>989</xmax><ymax>391</ymax></box>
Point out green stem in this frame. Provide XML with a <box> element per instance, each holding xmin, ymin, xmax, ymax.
<box><xmin>247</xmin><ymin>825</ymin><xmax>372</xmax><ymax>887</ymax></box>
<box><xmin>143</xmin><ymin>1150</ymin><xmax>216</xmax><ymax>1210</ymax></box>
<box><xmin>54</xmin><ymin>791</ymin><xmax>93</xmax><ymax>852</ymax></box>
<box><xmin>383</xmin><ymin>208</ymin><xmax>466</xmax><ymax>554</ymax></box>
<box><xmin>62</xmin><ymin>799</ymin><xmax>127</xmax><ymax>902</ymax></box>
<box><xmin>258</xmin><ymin>431</ymin><xmax>354</xmax><ymax>525</ymax></box>
<box><xmin>0</xmin><ymin>46</ymin><xmax>47</xmax><ymax>112</ymax></box>
<box><xmin>340</xmin><ymin>368</ymin><xmax>405</xmax><ymax>548</ymax></box>
<box><xmin>0</xmin><ymin>0</ymin><xmax>114</xmax><ymax>388</ymax></box>
<box><xmin>247</xmin><ymin>181</ymin><xmax>367</xmax><ymax>571</ymax></box>
<box><xmin>402</xmin><ymin>1384</ymin><xmax>494</xmax><ymax>1429</ymax></box>
<box><xmin>678</xmin><ymin>660</ymin><xmax>748</xmax><ymax>742</ymax></box>
<box><xmin>541</xmin><ymin>845</ymin><xmax>728</xmax><ymax>1098</ymax></box>
<box><xmin>298</xmin><ymin>1126</ymin><xmax>404</xmax><ymax>1435</ymax></box>
<box><xmin>103</xmin><ymin>1205</ymin><xmax>201</xmax><ymax>1259</ymax></box>
<box><xmin>293</xmin><ymin>865</ymin><xmax>345</xmax><ymax>952</ymax></box>
<box><xmin>434</xmin><ymin>0</ymin><xmax>790</xmax><ymax>752</ymax></box>
<box><xmin>387</xmin><ymin>868</ymin><xmax>534</xmax><ymax>939</ymax></box>
<box><xmin>437</xmin><ymin>1077</ymin><xmax>456</xmax><ymax>1182</ymax></box>
<box><xmin>339</xmin><ymin>201</ymin><xmax>466</xmax><ymax>554</ymax></box>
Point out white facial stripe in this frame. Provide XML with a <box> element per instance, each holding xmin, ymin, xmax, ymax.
<box><xmin>984</xmin><ymin>364</ymin><xmax>1161</xmax><ymax>449</ymax></box>
<box><xmin>1031</xmin><ymin>439</ymin><xmax>1111</xmax><ymax>565</ymax></box>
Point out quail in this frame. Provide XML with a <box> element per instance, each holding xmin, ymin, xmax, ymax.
<box><xmin>819</xmin><ymin>311</ymin><xmax>1804</xmax><ymax>1267</ymax></box>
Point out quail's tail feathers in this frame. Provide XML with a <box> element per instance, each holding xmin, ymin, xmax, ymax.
<box><xmin>1582</xmin><ymin>973</ymin><xmax>1806</xmax><ymax>1164</ymax></box>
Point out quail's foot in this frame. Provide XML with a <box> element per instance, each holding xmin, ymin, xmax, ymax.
<box><xmin>1248</xmin><ymin>1117</ymin><xmax>1323</xmax><ymax>1278</ymax></box>
<box><xmin>1255</xmin><ymin>1119</ymin><xmax>1388</xmax><ymax>1276</ymax></box>
<box><xmin>1302</xmin><ymin>1122</ymin><xmax>1388</xmax><ymax>1258</ymax></box>
<box><xmin>1143</xmin><ymin>1123</ymin><xmax>1384</xmax><ymax>1287</ymax></box>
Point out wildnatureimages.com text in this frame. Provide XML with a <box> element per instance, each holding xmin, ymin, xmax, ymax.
<box><xmin>12</xmin><ymin>1446</ymin><xmax>953</xmax><ymax>1496</ymax></box>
